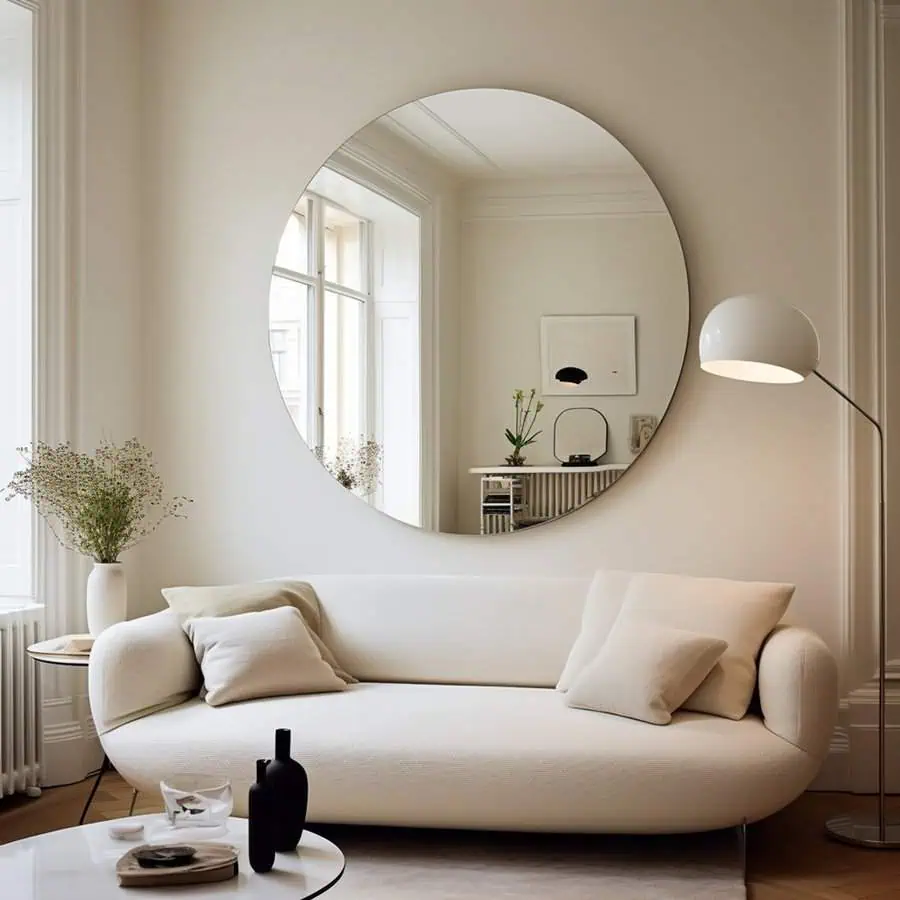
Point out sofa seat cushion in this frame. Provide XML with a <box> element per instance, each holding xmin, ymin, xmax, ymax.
<box><xmin>104</xmin><ymin>682</ymin><xmax>819</xmax><ymax>833</ymax></box>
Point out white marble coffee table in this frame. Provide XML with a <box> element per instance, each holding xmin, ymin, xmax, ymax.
<box><xmin>0</xmin><ymin>814</ymin><xmax>345</xmax><ymax>898</ymax></box>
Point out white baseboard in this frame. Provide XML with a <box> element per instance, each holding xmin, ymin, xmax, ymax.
<box><xmin>810</xmin><ymin>729</ymin><xmax>850</xmax><ymax>791</ymax></box>
<box><xmin>810</xmin><ymin>683</ymin><xmax>900</xmax><ymax>793</ymax></box>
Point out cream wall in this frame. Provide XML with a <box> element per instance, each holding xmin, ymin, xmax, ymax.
<box><xmin>455</xmin><ymin>211</ymin><xmax>687</xmax><ymax>534</ymax></box>
<box><xmin>133</xmin><ymin>0</ymin><xmax>842</xmax><ymax>665</ymax></box>
<box><xmin>80</xmin><ymin>0</ymin><xmax>142</xmax><ymax>453</ymax></box>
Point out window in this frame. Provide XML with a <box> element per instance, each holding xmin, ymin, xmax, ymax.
<box><xmin>0</xmin><ymin>0</ymin><xmax>33</xmax><ymax>603</ymax></box>
<box><xmin>270</xmin><ymin>192</ymin><xmax>370</xmax><ymax>452</ymax></box>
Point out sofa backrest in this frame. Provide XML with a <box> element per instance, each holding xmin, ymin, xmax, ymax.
<box><xmin>305</xmin><ymin>574</ymin><xmax>592</xmax><ymax>688</ymax></box>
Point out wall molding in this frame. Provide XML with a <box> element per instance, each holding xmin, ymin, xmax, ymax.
<box><xmin>815</xmin><ymin>687</ymin><xmax>900</xmax><ymax>793</ymax></box>
<box><xmin>838</xmin><ymin>0</ymin><xmax>883</xmax><ymax>690</ymax></box>
<box><xmin>815</xmin><ymin>0</ymin><xmax>891</xmax><ymax>791</ymax></box>
<box><xmin>27</xmin><ymin>0</ymin><xmax>97</xmax><ymax>788</ymax></box>
<box><xmin>882</xmin><ymin>0</ymin><xmax>900</xmax><ymax>21</ymax></box>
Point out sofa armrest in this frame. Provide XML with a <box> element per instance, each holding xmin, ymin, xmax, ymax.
<box><xmin>757</xmin><ymin>624</ymin><xmax>838</xmax><ymax>757</ymax></box>
<box><xmin>88</xmin><ymin>609</ymin><xmax>201</xmax><ymax>736</ymax></box>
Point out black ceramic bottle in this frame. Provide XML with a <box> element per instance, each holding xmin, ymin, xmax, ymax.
<box><xmin>265</xmin><ymin>728</ymin><xmax>308</xmax><ymax>852</ymax></box>
<box><xmin>248</xmin><ymin>758</ymin><xmax>275</xmax><ymax>873</ymax></box>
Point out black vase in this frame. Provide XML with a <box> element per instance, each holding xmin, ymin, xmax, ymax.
<box><xmin>265</xmin><ymin>728</ymin><xmax>308</xmax><ymax>852</ymax></box>
<box><xmin>248</xmin><ymin>758</ymin><xmax>276</xmax><ymax>873</ymax></box>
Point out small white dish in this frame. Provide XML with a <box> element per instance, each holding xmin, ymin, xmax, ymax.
<box><xmin>107</xmin><ymin>822</ymin><xmax>144</xmax><ymax>841</ymax></box>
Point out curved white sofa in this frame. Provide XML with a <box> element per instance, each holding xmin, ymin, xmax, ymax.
<box><xmin>89</xmin><ymin>574</ymin><xmax>838</xmax><ymax>833</ymax></box>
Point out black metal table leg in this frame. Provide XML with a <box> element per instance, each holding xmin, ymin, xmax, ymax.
<box><xmin>739</xmin><ymin>819</ymin><xmax>747</xmax><ymax>887</ymax></box>
<box><xmin>79</xmin><ymin>754</ymin><xmax>110</xmax><ymax>825</ymax></box>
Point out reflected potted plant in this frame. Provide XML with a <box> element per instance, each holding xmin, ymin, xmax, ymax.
<box><xmin>505</xmin><ymin>389</ymin><xmax>544</xmax><ymax>467</ymax></box>
<box><xmin>315</xmin><ymin>436</ymin><xmax>383</xmax><ymax>497</ymax></box>
<box><xmin>4</xmin><ymin>439</ymin><xmax>192</xmax><ymax>636</ymax></box>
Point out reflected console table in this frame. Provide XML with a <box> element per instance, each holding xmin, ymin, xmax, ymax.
<box><xmin>469</xmin><ymin>465</ymin><xmax>628</xmax><ymax>534</ymax></box>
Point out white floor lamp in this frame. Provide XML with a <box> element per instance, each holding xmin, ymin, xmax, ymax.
<box><xmin>699</xmin><ymin>293</ymin><xmax>894</xmax><ymax>849</ymax></box>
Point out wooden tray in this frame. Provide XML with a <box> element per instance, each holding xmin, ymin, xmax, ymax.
<box><xmin>116</xmin><ymin>842</ymin><xmax>239</xmax><ymax>887</ymax></box>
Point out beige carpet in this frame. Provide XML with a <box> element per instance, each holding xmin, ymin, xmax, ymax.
<box><xmin>314</xmin><ymin>824</ymin><xmax>745</xmax><ymax>899</ymax></box>
<box><xmin>83</xmin><ymin>777</ymin><xmax>744</xmax><ymax>898</ymax></box>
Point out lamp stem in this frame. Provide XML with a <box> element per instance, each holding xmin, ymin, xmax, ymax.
<box><xmin>813</xmin><ymin>370</ymin><xmax>886</xmax><ymax>840</ymax></box>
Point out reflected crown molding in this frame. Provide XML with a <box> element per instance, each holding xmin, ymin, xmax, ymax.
<box><xmin>462</xmin><ymin>173</ymin><xmax>667</xmax><ymax>221</ymax></box>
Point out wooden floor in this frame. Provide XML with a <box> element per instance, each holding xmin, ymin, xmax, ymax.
<box><xmin>2</xmin><ymin>775</ymin><xmax>900</xmax><ymax>897</ymax></box>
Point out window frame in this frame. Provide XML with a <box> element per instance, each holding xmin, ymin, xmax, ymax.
<box><xmin>272</xmin><ymin>189</ymin><xmax>373</xmax><ymax>451</ymax></box>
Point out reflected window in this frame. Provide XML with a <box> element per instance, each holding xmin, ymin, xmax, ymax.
<box><xmin>271</xmin><ymin>192</ymin><xmax>369</xmax><ymax>448</ymax></box>
<box><xmin>275</xmin><ymin>210</ymin><xmax>309</xmax><ymax>273</ymax></box>
<box><xmin>270</xmin><ymin>170</ymin><xmax>422</xmax><ymax>527</ymax></box>
<box><xmin>268</xmin><ymin>277</ymin><xmax>310</xmax><ymax>441</ymax></box>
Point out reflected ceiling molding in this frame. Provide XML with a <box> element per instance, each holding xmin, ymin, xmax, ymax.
<box><xmin>413</xmin><ymin>99</ymin><xmax>502</xmax><ymax>171</ymax></box>
<box><xmin>381</xmin><ymin>101</ymin><xmax>501</xmax><ymax>175</ymax></box>
<box><xmin>462</xmin><ymin>172</ymin><xmax>667</xmax><ymax>221</ymax></box>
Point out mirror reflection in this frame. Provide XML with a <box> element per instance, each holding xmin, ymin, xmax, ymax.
<box><xmin>269</xmin><ymin>89</ymin><xmax>689</xmax><ymax>534</ymax></box>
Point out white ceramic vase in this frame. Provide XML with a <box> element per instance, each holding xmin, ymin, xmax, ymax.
<box><xmin>86</xmin><ymin>562</ymin><xmax>127</xmax><ymax>637</ymax></box>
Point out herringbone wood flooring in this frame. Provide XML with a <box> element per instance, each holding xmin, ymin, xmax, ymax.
<box><xmin>2</xmin><ymin>774</ymin><xmax>900</xmax><ymax>897</ymax></box>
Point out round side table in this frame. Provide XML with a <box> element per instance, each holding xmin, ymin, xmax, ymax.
<box><xmin>26</xmin><ymin>635</ymin><xmax>136</xmax><ymax>825</ymax></box>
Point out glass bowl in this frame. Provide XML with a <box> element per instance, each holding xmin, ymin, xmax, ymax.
<box><xmin>159</xmin><ymin>774</ymin><xmax>233</xmax><ymax>830</ymax></box>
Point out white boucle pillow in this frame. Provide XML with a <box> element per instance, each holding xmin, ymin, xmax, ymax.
<box><xmin>566</xmin><ymin>619</ymin><xmax>728</xmax><ymax>725</ymax></box>
<box><xmin>557</xmin><ymin>569</ymin><xmax>794</xmax><ymax>720</ymax></box>
<box><xmin>183</xmin><ymin>606</ymin><xmax>347</xmax><ymax>707</ymax></box>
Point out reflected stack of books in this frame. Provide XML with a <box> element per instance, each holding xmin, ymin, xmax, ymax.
<box><xmin>480</xmin><ymin>475</ymin><xmax>527</xmax><ymax>534</ymax></box>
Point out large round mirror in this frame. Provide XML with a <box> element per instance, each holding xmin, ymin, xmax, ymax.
<box><xmin>269</xmin><ymin>89</ymin><xmax>689</xmax><ymax>534</ymax></box>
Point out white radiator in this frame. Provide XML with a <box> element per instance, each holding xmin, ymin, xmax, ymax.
<box><xmin>0</xmin><ymin>605</ymin><xmax>42</xmax><ymax>798</ymax></box>
<box><xmin>477</xmin><ymin>466</ymin><xmax>628</xmax><ymax>534</ymax></box>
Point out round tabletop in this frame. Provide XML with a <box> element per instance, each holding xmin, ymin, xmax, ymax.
<box><xmin>0</xmin><ymin>815</ymin><xmax>345</xmax><ymax>898</ymax></box>
<box><xmin>26</xmin><ymin>635</ymin><xmax>92</xmax><ymax>668</ymax></box>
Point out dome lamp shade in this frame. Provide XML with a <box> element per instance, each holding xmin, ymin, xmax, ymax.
<box><xmin>699</xmin><ymin>295</ymin><xmax>820</xmax><ymax>384</ymax></box>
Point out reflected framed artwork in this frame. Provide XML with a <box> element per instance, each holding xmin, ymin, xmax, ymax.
<box><xmin>540</xmin><ymin>315</ymin><xmax>637</xmax><ymax>397</ymax></box>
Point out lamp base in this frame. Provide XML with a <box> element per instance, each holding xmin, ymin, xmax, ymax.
<box><xmin>826</xmin><ymin>814</ymin><xmax>900</xmax><ymax>848</ymax></box>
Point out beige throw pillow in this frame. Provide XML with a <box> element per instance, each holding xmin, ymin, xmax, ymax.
<box><xmin>162</xmin><ymin>579</ymin><xmax>357</xmax><ymax>684</ymax></box>
<box><xmin>557</xmin><ymin>570</ymin><xmax>794</xmax><ymax>719</ymax></box>
<box><xmin>566</xmin><ymin>620</ymin><xmax>728</xmax><ymax>725</ymax></box>
<box><xmin>183</xmin><ymin>606</ymin><xmax>347</xmax><ymax>707</ymax></box>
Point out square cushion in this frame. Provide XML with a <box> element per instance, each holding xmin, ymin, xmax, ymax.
<box><xmin>557</xmin><ymin>570</ymin><xmax>794</xmax><ymax>719</ymax></box>
<box><xmin>183</xmin><ymin>606</ymin><xmax>347</xmax><ymax>707</ymax></box>
<box><xmin>162</xmin><ymin>579</ymin><xmax>357</xmax><ymax>684</ymax></box>
<box><xmin>565</xmin><ymin>619</ymin><xmax>728</xmax><ymax>725</ymax></box>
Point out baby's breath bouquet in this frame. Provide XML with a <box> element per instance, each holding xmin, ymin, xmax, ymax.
<box><xmin>4</xmin><ymin>438</ymin><xmax>191</xmax><ymax>563</ymax></box>
<box><xmin>315</xmin><ymin>436</ymin><xmax>382</xmax><ymax>497</ymax></box>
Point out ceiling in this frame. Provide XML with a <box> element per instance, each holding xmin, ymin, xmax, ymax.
<box><xmin>376</xmin><ymin>88</ymin><xmax>643</xmax><ymax>180</ymax></box>
<box><xmin>0</xmin><ymin>1</ymin><xmax>31</xmax><ymax>28</ymax></box>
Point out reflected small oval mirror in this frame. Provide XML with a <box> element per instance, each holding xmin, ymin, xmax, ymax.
<box><xmin>269</xmin><ymin>88</ymin><xmax>689</xmax><ymax>534</ymax></box>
